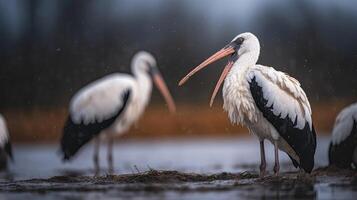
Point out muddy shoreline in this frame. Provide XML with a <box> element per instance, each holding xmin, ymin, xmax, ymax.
<box><xmin>1</xmin><ymin>167</ymin><xmax>356</xmax><ymax>197</ymax></box>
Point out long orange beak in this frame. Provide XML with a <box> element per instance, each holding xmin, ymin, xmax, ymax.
<box><xmin>153</xmin><ymin>72</ymin><xmax>176</xmax><ymax>113</ymax></box>
<box><xmin>178</xmin><ymin>45</ymin><xmax>235</xmax><ymax>106</ymax></box>
<box><xmin>209</xmin><ymin>60</ymin><xmax>234</xmax><ymax>107</ymax></box>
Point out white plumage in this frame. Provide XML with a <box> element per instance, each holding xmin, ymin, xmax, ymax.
<box><xmin>61</xmin><ymin>51</ymin><xmax>176</xmax><ymax>174</ymax></box>
<box><xmin>70</xmin><ymin>74</ymin><xmax>138</xmax><ymax>131</ymax></box>
<box><xmin>329</xmin><ymin>103</ymin><xmax>357</xmax><ymax>168</ymax></box>
<box><xmin>0</xmin><ymin>114</ymin><xmax>13</xmax><ymax>170</ymax></box>
<box><xmin>225</xmin><ymin>65</ymin><xmax>312</xmax><ymax>130</ymax></box>
<box><xmin>0</xmin><ymin>115</ymin><xmax>10</xmax><ymax>147</ymax></box>
<box><xmin>179</xmin><ymin>32</ymin><xmax>316</xmax><ymax>176</ymax></box>
<box><xmin>331</xmin><ymin>103</ymin><xmax>357</xmax><ymax>145</ymax></box>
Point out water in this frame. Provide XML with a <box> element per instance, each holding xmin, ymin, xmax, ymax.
<box><xmin>1</xmin><ymin>136</ymin><xmax>356</xmax><ymax>200</ymax></box>
<box><xmin>6</xmin><ymin>137</ymin><xmax>330</xmax><ymax>180</ymax></box>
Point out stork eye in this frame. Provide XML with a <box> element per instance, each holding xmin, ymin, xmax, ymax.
<box><xmin>235</xmin><ymin>37</ymin><xmax>244</xmax><ymax>44</ymax></box>
<box><xmin>144</xmin><ymin>61</ymin><xmax>151</xmax><ymax>67</ymax></box>
<box><xmin>144</xmin><ymin>61</ymin><xmax>152</xmax><ymax>71</ymax></box>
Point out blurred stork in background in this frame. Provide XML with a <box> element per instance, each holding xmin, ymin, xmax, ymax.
<box><xmin>329</xmin><ymin>103</ymin><xmax>357</xmax><ymax>169</ymax></box>
<box><xmin>0</xmin><ymin>114</ymin><xmax>13</xmax><ymax>171</ymax></box>
<box><xmin>179</xmin><ymin>32</ymin><xmax>316</xmax><ymax>176</ymax></box>
<box><xmin>60</xmin><ymin>51</ymin><xmax>176</xmax><ymax>175</ymax></box>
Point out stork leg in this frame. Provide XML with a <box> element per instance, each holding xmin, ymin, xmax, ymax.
<box><xmin>273</xmin><ymin>140</ymin><xmax>280</xmax><ymax>176</ymax></box>
<box><xmin>93</xmin><ymin>137</ymin><xmax>100</xmax><ymax>176</ymax></box>
<box><xmin>259</xmin><ymin>140</ymin><xmax>266</xmax><ymax>177</ymax></box>
<box><xmin>108</xmin><ymin>137</ymin><xmax>114</xmax><ymax>174</ymax></box>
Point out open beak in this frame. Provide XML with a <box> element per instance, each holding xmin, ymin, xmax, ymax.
<box><xmin>178</xmin><ymin>45</ymin><xmax>236</xmax><ymax>106</ymax></box>
<box><xmin>151</xmin><ymin>69</ymin><xmax>176</xmax><ymax>113</ymax></box>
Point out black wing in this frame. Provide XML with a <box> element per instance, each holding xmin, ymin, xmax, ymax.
<box><xmin>249</xmin><ymin>76</ymin><xmax>316</xmax><ymax>173</ymax></box>
<box><xmin>329</xmin><ymin>120</ymin><xmax>357</xmax><ymax>168</ymax></box>
<box><xmin>61</xmin><ymin>89</ymin><xmax>131</xmax><ymax>160</ymax></box>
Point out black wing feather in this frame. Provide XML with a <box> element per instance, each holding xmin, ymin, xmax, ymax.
<box><xmin>0</xmin><ymin>139</ymin><xmax>13</xmax><ymax>170</ymax></box>
<box><xmin>249</xmin><ymin>76</ymin><xmax>316</xmax><ymax>173</ymax></box>
<box><xmin>328</xmin><ymin>120</ymin><xmax>357</xmax><ymax>168</ymax></box>
<box><xmin>4</xmin><ymin>140</ymin><xmax>13</xmax><ymax>161</ymax></box>
<box><xmin>61</xmin><ymin>89</ymin><xmax>131</xmax><ymax>160</ymax></box>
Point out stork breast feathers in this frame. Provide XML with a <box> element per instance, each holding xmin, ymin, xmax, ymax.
<box><xmin>248</xmin><ymin>65</ymin><xmax>312</xmax><ymax>130</ymax></box>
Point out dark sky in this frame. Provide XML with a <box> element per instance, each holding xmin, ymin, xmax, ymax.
<box><xmin>0</xmin><ymin>0</ymin><xmax>357</xmax><ymax>108</ymax></box>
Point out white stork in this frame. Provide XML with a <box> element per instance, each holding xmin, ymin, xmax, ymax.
<box><xmin>60</xmin><ymin>51</ymin><xmax>176</xmax><ymax>174</ymax></box>
<box><xmin>0</xmin><ymin>114</ymin><xmax>13</xmax><ymax>171</ymax></box>
<box><xmin>179</xmin><ymin>32</ymin><xmax>316</xmax><ymax>176</ymax></box>
<box><xmin>329</xmin><ymin>103</ymin><xmax>357</xmax><ymax>169</ymax></box>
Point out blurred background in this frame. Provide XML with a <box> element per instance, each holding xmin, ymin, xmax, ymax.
<box><xmin>1</xmin><ymin>0</ymin><xmax>357</xmax><ymax>143</ymax></box>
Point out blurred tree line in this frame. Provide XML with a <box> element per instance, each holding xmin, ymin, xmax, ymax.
<box><xmin>0</xmin><ymin>0</ymin><xmax>357</xmax><ymax>109</ymax></box>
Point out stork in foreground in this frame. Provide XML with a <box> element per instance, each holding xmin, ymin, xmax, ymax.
<box><xmin>0</xmin><ymin>114</ymin><xmax>13</xmax><ymax>171</ymax></box>
<box><xmin>60</xmin><ymin>51</ymin><xmax>176</xmax><ymax>174</ymax></box>
<box><xmin>329</xmin><ymin>103</ymin><xmax>357</xmax><ymax>169</ymax></box>
<box><xmin>179</xmin><ymin>33</ymin><xmax>316</xmax><ymax>176</ymax></box>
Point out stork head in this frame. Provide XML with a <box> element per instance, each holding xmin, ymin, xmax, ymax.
<box><xmin>178</xmin><ymin>32</ymin><xmax>260</xmax><ymax>106</ymax></box>
<box><xmin>132</xmin><ymin>51</ymin><xmax>176</xmax><ymax>113</ymax></box>
<box><xmin>231</xmin><ymin>32</ymin><xmax>260</xmax><ymax>62</ymax></box>
<box><xmin>132</xmin><ymin>51</ymin><xmax>157</xmax><ymax>73</ymax></box>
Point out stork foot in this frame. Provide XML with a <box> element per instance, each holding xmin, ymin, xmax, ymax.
<box><xmin>259</xmin><ymin>171</ymin><xmax>266</xmax><ymax>178</ymax></box>
<box><xmin>273</xmin><ymin>164</ymin><xmax>280</xmax><ymax>176</ymax></box>
<box><xmin>94</xmin><ymin>168</ymin><xmax>100</xmax><ymax>177</ymax></box>
<box><xmin>108</xmin><ymin>165</ymin><xmax>114</xmax><ymax>175</ymax></box>
<box><xmin>259</xmin><ymin>163</ymin><xmax>266</xmax><ymax>178</ymax></box>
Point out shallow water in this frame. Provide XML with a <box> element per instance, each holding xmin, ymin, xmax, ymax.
<box><xmin>1</xmin><ymin>136</ymin><xmax>356</xmax><ymax>200</ymax></box>
<box><xmin>5</xmin><ymin>136</ymin><xmax>330</xmax><ymax>180</ymax></box>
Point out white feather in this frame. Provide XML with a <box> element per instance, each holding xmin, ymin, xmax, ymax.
<box><xmin>0</xmin><ymin>114</ymin><xmax>10</xmax><ymax>147</ymax></box>
<box><xmin>331</xmin><ymin>103</ymin><xmax>357</xmax><ymax>145</ymax></box>
<box><xmin>249</xmin><ymin>65</ymin><xmax>312</xmax><ymax>130</ymax></box>
<box><xmin>70</xmin><ymin>73</ymin><xmax>136</xmax><ymax>125</ymax></box>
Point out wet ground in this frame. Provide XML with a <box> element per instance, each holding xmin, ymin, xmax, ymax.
<box><xmin>0</xmin><ymin>136</ymin><xmax>356</xmax><ymax>199</ymax></box>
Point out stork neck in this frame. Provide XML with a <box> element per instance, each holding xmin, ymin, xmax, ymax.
<box><xmin>231</xmin><ymin>50</ymin><xmax>259</xmax><ymax>73</ymax></box>
<box><xmin>133</xmin><ymin>67</ymin><xmax>153</xmax><ymax>105</ymax></box>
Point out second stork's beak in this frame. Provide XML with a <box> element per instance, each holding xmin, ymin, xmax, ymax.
<box><xmin>150</xmin><ymin>68</ymin><xmax>176</xmax><ymax>113</ymax></box>
<box><xmin>178</xmin><ymin>45</ymin><xmax>236</xmax><ymax>107</ymax></box>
